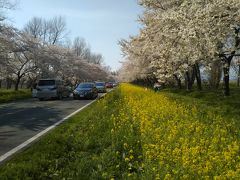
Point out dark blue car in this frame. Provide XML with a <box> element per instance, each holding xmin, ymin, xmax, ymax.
<box><xmin>73</xmin><ymin>82</ymin><xmax>98</xmax><ymax>100</ymax></box>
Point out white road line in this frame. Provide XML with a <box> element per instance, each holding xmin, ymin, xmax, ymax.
<box><xmin>0</xmin><ymin>98</ymin><xmax>100</xmax><ymax>163</ymax></box>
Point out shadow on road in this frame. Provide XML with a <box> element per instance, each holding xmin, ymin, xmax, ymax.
<box><xmin>0</xmin><ymin>130</ymin><xmax>16</xmax><ymax>141</ymax></box>
<box><xmin>0</xmin><ymin>96</ymin><xmax>97</xmax><ymax>156</ymax></box>
<box><xmin>0</xmin><ymin>106</ymin><xmax>62</xmax><ymax>133</ymax></box>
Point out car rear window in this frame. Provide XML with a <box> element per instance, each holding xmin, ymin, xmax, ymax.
<box><xmin>96</xmin><ymin>82</ymin><xmax>105</xmax><ymax>86</ymax></box>
<box><xmin>77</xmin><ymin>83</ymin><xmax>93</xmax><ymax>88</ymax></box>
<box><xmin>38</xmin><ymin>80</ymin><xmax>55</xmax><ymax>86</ymax></box>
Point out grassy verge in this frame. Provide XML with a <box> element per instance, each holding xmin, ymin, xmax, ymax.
<box><xmin>0</xmin><ymin>84</ymin><xmax>239</xmax><ymax>179</ymax></box>
<box><xmin>161</xmin><ymin>86</ymin><xmax>240</xmax><ymax>120</ymax></box>
<box><xmin>0</xmin><ymin>89</ymin><xmax>31</xmax><ymax>103</ymax></box>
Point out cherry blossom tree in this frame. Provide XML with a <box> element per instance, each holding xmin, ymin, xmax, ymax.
<box><xmin>119</xmin><ymin>0</ymin><xmax>240</xmax><ymax>95</ymax></box>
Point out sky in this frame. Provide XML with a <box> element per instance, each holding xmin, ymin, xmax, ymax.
<box><xmin>7</xmin><ymin>0</ymin><xmax>143</xmax><ymax>71</ymax></box>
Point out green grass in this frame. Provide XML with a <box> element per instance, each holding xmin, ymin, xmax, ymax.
<box><xmin>0</xmin><ymin>89</ymin><xmax>31</xmax><ymax>103</ymax></box>
<box><xmin>161</xmin><ymin>86</ymin><xmax>240</xmax><ymax>120</ymax></box>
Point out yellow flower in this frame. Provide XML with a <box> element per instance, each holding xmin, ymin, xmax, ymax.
<box><xmin>125</xmin><ymin>157</ymin><xmax>130</xmax><ymax>162</ymax></box>
<box><xmin>128</xmin><ymin>173</ymin><xmax>132</xmax><ymax>177</ymax></box>
<box><xmin>164</xmin><ymin>173</ymin><xmax>172</xmax><ymax>180</ymax></box>
<box><xmin>111</xmin><ymin>84</ymin><xmax>240</xmax><ymax>178</ymax></box>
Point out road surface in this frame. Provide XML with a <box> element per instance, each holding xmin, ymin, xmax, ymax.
<box><xmin>0</xmin><ymin>96</ymin><xmax>101</xmax><ymax>157</ymax></box>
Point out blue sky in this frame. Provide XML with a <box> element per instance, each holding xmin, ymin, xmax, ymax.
<box><xmin>7</xmin><ymin>0</ymin><xmax>143</xmax><ymax>71</ymax></box>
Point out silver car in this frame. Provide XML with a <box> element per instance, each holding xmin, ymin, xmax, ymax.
<box><xmin>95</xmin><ymin>82</ymin><xmax>107</xmax><ymax>93</ymax></box>
<box><xmin>36</xmin><ymin>79</ymin><xmax>70</xmax><ymax>100</ymax></box>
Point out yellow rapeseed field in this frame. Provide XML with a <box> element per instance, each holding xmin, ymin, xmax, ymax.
<box><xmin>110</xmin><ymin>84</ymin><xmax>240</xmax><ymax>179</ymax></box>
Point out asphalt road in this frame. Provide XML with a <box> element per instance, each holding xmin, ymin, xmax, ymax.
<box><xmin>0</xmin><ymin>96</ymin><xmax>102</xmax><ymax>157</ymax></box>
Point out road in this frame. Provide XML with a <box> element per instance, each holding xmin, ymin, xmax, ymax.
<box><xmin>0</xmin><ymin>96</ymin><xmax>102</xmax><ymax>157</ymax></box>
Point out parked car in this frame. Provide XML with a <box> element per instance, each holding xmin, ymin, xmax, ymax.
<box><xmin>112</xmin><ymin>82</ymin><xmax>118</xmax><ymax>87</ymax></box>
<box><xmin>36</xmin><ymin>79</ymin><xmax>70</xmax><ymax>100</ymax></box>
<box><xmin>105</xmin><ymin>82</ymin><xmax>113</xmax><ymax>88</ymax></box>
<box><xmin>95</xmin><ymin>82</ymin><xmax>107</xmax><ymax>93</ymax></box>
<box><xmin>73</xmin><ymin>82</ymin><xmax>98</xmax><ymax>99</ymax></box>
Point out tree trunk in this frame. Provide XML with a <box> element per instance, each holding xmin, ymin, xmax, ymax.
<box><xmin>185</xmin><ymin>71</ymin><xmax>192</xmax><ymax>91</ymax></box>
<box><xmin>174</xmin><ymin>74</ymin><xmax>182</xmax><ymax>89</ymax></box>
<box><xmin>6</xmin><ymin>78</ymin><xmax>12</xmax><ymax>89</ymax></box>
<box><xmin>190</xmin><ymin>66</ymin><xmax>196</xmax><ymax>86</ymax></box>
<box><xmin>0</xmin><ymin>79</ymin><xmax>2</xmax><ymax>89</ymax></box>
<box><xmin>20</xmin><ymin>79</ymin><xmax>25</xmax><ymax>88</ymax></box>
<box><xmin>223</xmin><ymin>60</ymin><xmax>231</xmax><ymax>96</ymax></box>
<box><xmin>185</xmin><ymin>67</ymin><xmax>196</xmax><ymax>91</ymax></box>
<box><xmin>15</xmin><ymin>76</ymin><xmax>21</xmax><ymax>91</ymax></box>
<box><xmin>237</xmin><ymin>65</ymin><xmax>240</xmax><ymax>87</ymax></box>
<box><xmin>194</xmin><ymin>63</ymin><xmax>202</xmax><ymax>90</ymax></box>
<box><xmin>208</xmin><ymin>60</ymin><xmax>222</xmax><ymax>89</ymax></box>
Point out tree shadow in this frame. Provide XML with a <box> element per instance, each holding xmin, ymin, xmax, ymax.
<box><xmin>0</xmin><ymin>97</ymin><xmax>93</xmax><ymax>155</ymax></box>
<box><xmin>0</xmin><ymin>106</ymin><xmax>62</xmax><ymax>132</ymax></box>
<box><xmin>0</xmin><ymin>104</ymin><xmax>63</xmax><ymax>155</ymax></box>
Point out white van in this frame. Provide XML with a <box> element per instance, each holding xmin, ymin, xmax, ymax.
<box><xmin>36</xmin><ymin>79</ymin><xmax>70</xmax><ymax>100</ymax></box>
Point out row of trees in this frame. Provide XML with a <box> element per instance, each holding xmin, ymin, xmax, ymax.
<box><xmin>24</xmin><ymin>16</ymin><xmax>105</xmax><ymax>65</ymax></box>
<box><xmin>0</xmin><ymin>3</ymin><xmax>113</xmax><ymax>90</ymax></box>
<box><xmin>119</xmin><ymin>0</ymin><xmax>240</xmax><ymax>95</ymax></box>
